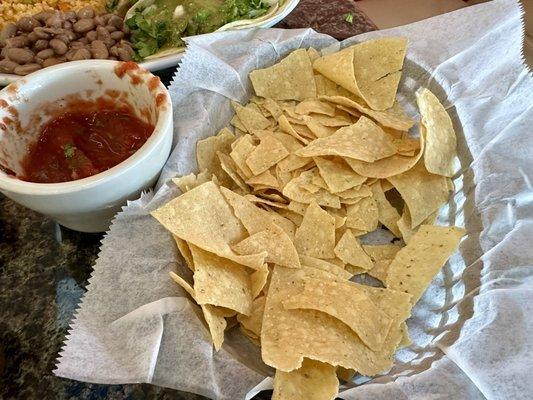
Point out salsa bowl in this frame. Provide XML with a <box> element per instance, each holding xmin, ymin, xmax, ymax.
<box><xmin>0</xmin><ymin>60</ymin><xmax>173</xmax><ymax>232</ymax></box>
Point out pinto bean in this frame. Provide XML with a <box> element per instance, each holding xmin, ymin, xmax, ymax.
<box><xmin>33</xmin><ymin>39</ymin><xmax>50</xmax><ymax>52</ymax></box>
<box><xmin>0</xmin><ymin>59</ymin><xmax>19</xmax><ymax>74</ymax></box>
<box><xmin>73</xmin><ymin>19</ymin><xmax>95</xmax><ymax>34</ymax></box>
<box><xmin>33</xmin><ymin>27</ymin><xmax>51</xmax><ymax>40</ymax></box>
<box><xmin>110</xmin><ymin>30</ymin><xmax>124</xmax><ymax>41</ymax></box>
<box><xmin>4</xmin><ymin>35</ymin><xmax>30</xmax><ymax>48</ymax></box>
<box><xmin>14</xmin><ymin>63</ymin><xmax>41</xmax><ymax>75</ymax></box>
<box><xmin>17</xmin><ymin>17</ymin><xmax>41</xmax><ymax>32</ymax></box>
<box><xmin>86</xmin><ymin>30</ymin><xmax>97</xmax><ymax>42</ymax></box>
<box><xmin>42</xmin><ymin>58</ymin><xmax>64</xmax><ymax>68</ymax></box>
<box><xmin>90</xmin><ymin>40</ymin><xmax>109</xmax><ymax>59</ymax></box>
<box><xmin>36</xmin><ymin>48</ymin><xmax>55</xmax><ymax>60</ymax></box>
<box><xmin>77</xmin><ymin>7</ymin><xmax>95</xmax><ymax>19</ymax></box>
<box><xmin>49</xmin><ymin>38</ymin><xmax>68</xmax><ymax>55</ymax></box>
<box><xmin>6</xmin><ymin>48</ymin><xmax>34</xmax><ymax>64</ymax></box>
<box><xmin>71</xmin><ymin>48</ymin><xmax>91</xmax><ymax>61</ymax></box>
<box><xmin>0</xmin><ymin>23</ymin><xmax>17</xmax><ymax>46</ymax></box>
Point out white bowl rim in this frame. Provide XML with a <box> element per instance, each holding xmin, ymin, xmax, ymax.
<box><xmin>0</xmin><ymin>60</ymin><xmax>172</xmax><ymax>196</ymax></box>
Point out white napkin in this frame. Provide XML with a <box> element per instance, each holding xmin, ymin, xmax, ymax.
<box><xmin>55</xmin><ymin>1</ymin><xmax>533</xmax><ymax>399</ymax></box>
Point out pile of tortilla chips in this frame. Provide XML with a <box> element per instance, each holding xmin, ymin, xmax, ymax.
<box><xmin>152</xmin><ymin>37</ymin><xmax>465</xmax><ymax>400</ymax></box>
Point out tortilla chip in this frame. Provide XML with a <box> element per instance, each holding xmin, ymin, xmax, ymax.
<box><xmin>363</xmin><ymin>244</ymin><xmax>401</xmax><ymax>261</ymax></box>
<box><xmin>334</xmin><ymin>229</ymin><xmax>374</xmax><ymax>270</ymax></box>
<box><xmin>370</xmin><ymin>181</ymin><xmax>402</xmax><ymax>237</ymax></box>
<box><xmin>385</xmin><ymin>225</ymin><xmax>465</xmax><ymax>302</ymax></box>
<box><xmin>278</xmin><ymin>114</ymin><xmax>311</xmax><ymax>144</ymax></box>
<box><xmin>230</xmin><ymin>114</ymin><xmax>247</xmax><ymax>131</ymax></box>
<box><xmin>367</xmin><ymin>260</ymin><xmax>392</xmax><ymax>283</ymax></box>
<box><xmin>417</xmin><ymin>88</ymin><xmax>456</xmax><ymax>177</ymax></box>
<box><xmin>230</xmin><ymin>134</ymin><xmax>257</xmax><ymax>179</ymax></box>
<box><xmin>304</xmin><ymin>118</ymin><xmax>339</xmax><ymax>138</ymax></box>
<box><xmin>237</xmin><ymin>296</ymin><xmax>266</xmax><ymax>339</ymax></box>
<box><xmin>314</xmin><ymin>157</ymin><xmax>366</xmax><ymax>193</ymax></box>
<box><xmin>169</xmin><ymin>271</ymin><xmax>196</xmax><ymax>298</ymax></box>
<box><xmin>190</xmin><ymin>244</ymin><xmax>252</xmax><ymax>315</ymax></box>
<box><xmin>387</xmin><ymin>162</ymin><xmax>450</xmax><ymax>228</ymax></box>
<box><xmin>295</xmin><ymin>99</ymin><xmax>336</xmax><ymax>116</ymax></box>
<box><xmin>345</xmin><ymin>196</ymin><xmax>378</xmax><ymax>232</ymax></box>
<box><xmin>283</xmin><ymin>277</ymin><xmax>393</xmax><ymax>350</ymax></box>
<box><xmin>246</xmin><ymin>135</ymin><xmax>289</xmax><ymax>175</ymax></box>
<box><xmin>296</xmin><ymin>117</ymin><xmax>397</xmax><ymax>162</ymax></box>
<box><xmin>277</xmin><ymin>209</ymin><xmax>304</xmax><ymax>226</ymax></box>
<box><xmin>307</xmin><ymin>47</ymin><xmax>321</xmax><ymax>62</ymax></box>
<box><xmin>244</xmin><ymin>193</ymin><xmax>287</xmax><ymax>209</ymax></box>
<box><xmin>299</xmin><ymin>255</ymin><xmax>352</xmax><ymax>279</ymax></box>
<box><xmin>217</xmin><ymin>151</ymin><xmax>249</xmax><ymax>192</ymax></box>
<box><xmin>202</xmin><ymin>304</ymin><xmax>227</xmax><ymax>351</ymax></box>
<box><xmin>172</xmin><ymin>171</ymin><xmax>213</xmax><ymax>193</ymax></box>
<box><xmin>337</xmin><ymin>367</ymin><xmax>356</xmax><ymax>382</ymax></box>
<box><xmin>246</xmin><ymin>169</ymin><xmax>279</xmax><ymax>188</ymax></box>
<box><xmin>173</xmin><ymin>235</ymin><xmax>194</xmax><ymax>270</ymax></box>
<box><xmin>232</xmin><ymin>101</ymin><xmax>271</xmax><ymax>132</ymax></box>
<box><xmin>314</xmin><ymin>74</ymin><xmax>339</xmax><ymax>96</ymax></box>
<box><xmin>250</xmin><ymin>49</ymin><xmax>317</xmax><ymax>101</ymax></box>
<box><xmin>283</xmin><ymin>169</ymin><xmax>341</xmax><ymax>209</ymax></box>
<box><xmin>294</xmin><ymin>202</ymin><xmax>336</xmax><ymax>258</ymax></box>
<box><xmin>233</xmin><ymin>223</ymin><xmax>301</xmax><ymax>268</ymax></box>
<box><xmin>196</xmin><ymin>128</ymin><xmax>235</xmax><ymax>179</ymax></box>
<box><xmin>345</xmin><ymin>127</ymin><xmax>425</xmax><ymax>178</ymax></box>
<box><xmin>399</xmin><ymin>322</ymin><xmax>411</xmax><ymax>348</ymax></box>
<box><xmin>262</xmin><ymin>98</ymin><xmax>284</xmax><ymax>121</ymax></box>
<box><xmin>152</xmin><ymin>182</ymin><xmax>265</xmax><ymax>269</ymax></box>
<box><xmin>313</xmin><ymin>38</ymin><xmax>407</xmax><ymax>110</ymax></box>
<box><xmin>336</xmin><ymin>184</ymin><xmax>372</xmax><ymax>199</ymax></box>
<box><xmin>272</xmin><ymin>359</ymin><xmax>339</xmax><ymax>400</ymax></box>
<box><xmin>261</xmin><ymin>266</ymin><xmax>403</xmax><ymax>375</ymax></box>
<box><xmin>251</xmin><ymin>264</ymin><xmax>269</xmax><ymax>299</ymax></box>
<box><xmin>320</xmin><ymin>96</ymin><xmax>414</xmax><ymax>130</ymax></box>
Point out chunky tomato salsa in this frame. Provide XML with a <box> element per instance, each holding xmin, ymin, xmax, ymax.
<box><xmin>20</xmin><ymin>106</ymin><xmax>154</xmax><ymax>183</ymax></box>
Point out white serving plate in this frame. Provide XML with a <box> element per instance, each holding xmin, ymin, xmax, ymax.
<box><xmin>0</xmin><ymin>0</ymin><xmax>299</xmax><ymax>86</ymax></box>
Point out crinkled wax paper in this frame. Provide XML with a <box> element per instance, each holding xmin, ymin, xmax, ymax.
<box><xmin>55</xmin><ymin>1</ymin><xmax>533</xmax><ymax>399</ymax></box>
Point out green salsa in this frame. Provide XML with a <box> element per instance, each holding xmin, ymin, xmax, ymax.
<box><xmin>126</xmin><ymin>0</ymin><xmax>270</xmax><ymax>59</ymax></box>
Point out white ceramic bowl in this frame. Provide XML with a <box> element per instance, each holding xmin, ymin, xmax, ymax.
<box><xmin>0</xmin><ymin>60</ymin><xmax>173</xmax><ymax>232</ymax></box>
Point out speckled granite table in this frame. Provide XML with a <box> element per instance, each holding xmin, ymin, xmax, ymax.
<box><xmin>0</xmin><ymin>2</ymin><xmax>376</xmax><ymax>399</ymax></box>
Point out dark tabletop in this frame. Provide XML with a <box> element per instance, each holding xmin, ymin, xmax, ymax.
<box><xmin>0</xmin><ymin>2</ymin><xmax>376</xmax><ymax>399</ymax></box>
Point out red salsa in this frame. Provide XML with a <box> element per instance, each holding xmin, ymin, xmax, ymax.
<box><xmin>20</xmin><ymin>107</ymin><xmax>154</xmax><ymax>183</ymax></box>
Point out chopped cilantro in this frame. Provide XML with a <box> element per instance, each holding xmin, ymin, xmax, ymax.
<box><xmin>344</xmin><ymin>13</ymin><xmax>354</xmax><ymax>24</ymax></box>
<box><xmin>63</xmin><ymin>143</ymin><xmax>76</xmax><ymax>159</ymax></box>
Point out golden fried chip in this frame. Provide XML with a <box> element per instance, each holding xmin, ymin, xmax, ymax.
<box><xmin>299</xmin><ymin>255</ymin><xmax>352</xmax><ymax>279</ymax></box>
<box><xmin>202</xmin><ymin>304</ymin><xmax>227</xmax><ymax>351</ymax></box>
<box><xmin>363</xmin><ymin>244</ymin><xmax>401</xmax><ymax>261</ymax></box>
<box><xmin>295</xmin><ymin>99</ymin><xmax>336</xmax><ymax>116</ymax></box>
<box><xmin>296</xmin><ymin>117</ymin><xmax>397</xmax><ymax>162</ymax></box>
<box><xmin>345</xmin><ymin>127</ymin><xmax>425</xmax><ymax>178</ymax></box>
<box><xmin>232</xmin><ymin>101</ymin><xmax>271</xmax><ymax>132</ymax></box>
<box><xmin>278</xmin><ymin>114</ymin><xmax>312</xmax><ymax>144</ymax></box>
<box><xmin>217</xmin><ymin>151</ymin><xmax>249</xmax><ymax>192</ymax></box>
<box><xmin>334</xmin><ymin>229</ymin><xmax>374</xmax><ymax>270</ymax></box>
<box><xmin>152</xmin><ymin>182</ymin><xmax>265</xmax><ymax>269</ymax></box>
<box><xmin>230</xmin><ymin>134</ymin><xmax>256</xmax><ymax>179</ymax></box>
<box><xmin>173</xmin><ymin>235</ymin><xmax>194</xmax><ymax>271</ymax></box>
<box><xmin>307</xmin><ymin>47</ymin><xmax>322</xmax><ymax>62</ymax></box>
<box><xmin>196</xmin><ymin>128</ymin><xmax>235</xmax><ymax>180</ymax></box>
<box><xmin>320</xmin><ymin>96</ymin><xmax>414</xmax><ymax>130</ymax></box>
<box><xmin>237</xmin><ymin>296</ymin><xmax>266</xmax><ymax>339</ymax></box>
<box><xmin>314</xmin><ymin>157</ymin><xmax>366</xmax><ymax>193</ymax></box>
<box><xmin>172</xmin><ymin>171</ymin><xmax>212</xmax><ymax>193</ymax></box>
<box><xmin>417</xmin><ymin>88</ymin><xmax>456</xmax><ymax>177</ymax></box>
<box><xmin>294</xmin><ymin>202</ymin><xmax>336</xmax><ymax>258</ymax></box>
<box><xmin>246</xmin><ymin>170</ymin><xmax>279</xmax><ymax>188</ymax></box>
<box><xmin>283</xmin><ymin>169</ymin><xmax>341</xmax><ymax>208</ymax></box>
<box><xmin>387</xmin><ymin>162</ymin><xmax>450</xmax><ymax>228</ymax></box>
<box><xmin>244</xmin><ymin>193</ymin><xmax>287</xmax><ymax>209</ymax></box>
<box><xmin>283</xmin><ymin>277</ymin><xmax>393</xmax><ymax>350</ymax></box>
<box><xmin>345</xmin><ymin>196</ymin><xmax>378</xmax><ymax>232</ymax></box>
<box><xmin>272</xmin><ymin>359</ymin><xmax>339</xmax><ymax>400</ymax></box>
<box><xmin>386</xmin><ymin>225</ymin><xmax>465</xmax><ymax>302</ymax></box>
<box><xmin>250</xmin><ymin>49</ymin><xmax>317</xmax><ymax>101</ymax></box>
<box><xmin>246</xmin><ymin>136</ymin><xmax>289</xmax><ymax>175</ymax></box>
<box><xmin>191</xmin><ymin>244</ymin><xmax>253</xmax><ymax>315</ymax></box>
<box><xmin>263</xmin><ymin>98</ymin><xmax>284</xmax><ymax>121</ymax></box>
<box><xmin>336</xmin><ymin>367</ymin><xmax>356</xmax><ymax>382</ymax></box>
<box><xmin>261</xmin><ymin>266</ymin><xmax>403</xmax><ymax>375</ymax></box>
<box><xmin>313</xmin><ymin>38</ymin><xmax>407</xmax><ymax>110</ymax></box>
<box><xmin>304</xmin><ymin>118</ymin><xmax>339</xmax><ymax>138</ymax></box>
<box><xmin>233</xmin><ymin>223</ymin><xmax>301</xmax><ymax>269</ymax></box>
<box><xmin>251</xmin><ymin>264</ymin><xmax>269</xmax><ymax>299</ymax></box>
<box><xmin>370</xmin><ymin>181</ymin><xmax>401</xmax><ymax>237</ymax></box>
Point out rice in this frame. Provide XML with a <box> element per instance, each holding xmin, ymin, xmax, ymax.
<box><xmin>0</xmin><ymin>1</ymin><xmax>107</xmax><ymax>29</ymax></box>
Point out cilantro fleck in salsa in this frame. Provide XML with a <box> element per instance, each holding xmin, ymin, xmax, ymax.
<box><xmin>20</xmin><ymin>105</ymin><xmax>154</xmax><ymax>183</ymax></box>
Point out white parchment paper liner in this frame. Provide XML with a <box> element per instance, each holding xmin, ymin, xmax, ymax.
<box><xmin>55</xmin><ymin>1</ymin><xmax>533</xmax><ymax>399</ymax></box>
